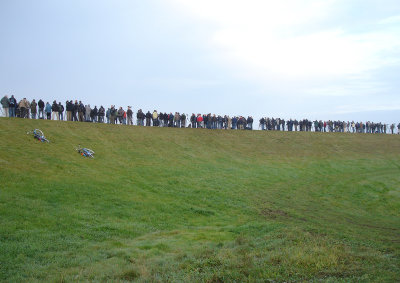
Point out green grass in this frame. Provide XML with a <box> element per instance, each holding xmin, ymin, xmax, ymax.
<box><xmin>0</xmin><ymin>118</ymin><xmax>399</xmax><ymax>282</ymax></box>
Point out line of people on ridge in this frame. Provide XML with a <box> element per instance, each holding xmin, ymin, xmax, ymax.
<box><xmin>1</xmin><ymin>95</ymin><xmax>400</xmax><ymax>134</ymax></box>
<box><xmin>0</xmin><ymin>96</ymin><xmax>255</xmax><ymax>130</ymax></box>
<box><xmin>259</xmin><ymin>118</ymin><xmax>399</xmax><ymax>134</ymax></box>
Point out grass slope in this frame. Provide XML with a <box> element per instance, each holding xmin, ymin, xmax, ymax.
<box><xmin>0</xmin><ymin>118</ymin><xmax>399</xmax><ymax>282</ymax></box>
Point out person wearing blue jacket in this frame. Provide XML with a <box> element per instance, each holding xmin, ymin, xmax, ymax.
<box><xmin>231</xmin><ymin>116</ymin><xmax>238</xmax><ymax>129</ymax></box>
<box><xmin>45</xmin><ymin>102</ymin><xmax>52</xmax><ymax>120</ymax></box>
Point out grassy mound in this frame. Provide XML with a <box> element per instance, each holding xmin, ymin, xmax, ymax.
<box><xmin>0</xmin><ymin>118</ymin><xmax>399</xmax><ymax>282</ymax></box>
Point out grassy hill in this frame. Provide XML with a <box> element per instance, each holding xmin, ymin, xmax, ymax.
<box><xmin>0</xmin><ymin>118</ymin><xmax>399</xmax><ymax>282</ymax></box>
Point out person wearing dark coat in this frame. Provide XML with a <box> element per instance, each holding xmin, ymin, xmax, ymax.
<box><xmin>30</xmin><ymin>99</ymin><xmax>37</xmax><ymax>119</ymax></box>
<box><xmin>117</xmin><ymin>107</ymin><xmax>124</xmax><ymax>124</ymax></box>
<box><xmin>58</xmin><ymin>102</ymin><xmax>64</xmax><ymax>121</ymax></box>
<box><xmin>247</xmin><ymin>116</ymin><xmax>253</xmax><ymax>130</ymax></box>
<box><xmin>51</xmin><ymin>100</ymin><xmax>59</xmax><ymax>120</ymax></box>
<box><xmin>37</xmin><ymin>99</ymin><xmax>45</xmax><ymax>119</ymax></box>
<box><xmin>163</xmin><ymin>113</ymin><xmax>168</xmax><ymax>127</ymax></box>
<box><xmin>127</xmin><ymin>107</ymin><xmax>133</xmax><ymax>125</ymax></box>
<box><xmin>136</xmin><ymin>109</ymin><xmax>144</xmax><ymax>126</ymax></box>
<box><xmin>91</xmin><ymin>106</ymin><xmax>98</xmax><ymax>122</ymax></box>
<box><xmin>259</xmin><ymin>117</ymin><xmax>265</xmax><ymax>130</ymax></box>
<box><xmin>145</xmin><ymin>111</ymin><xmax>152</xmax><ymax>126</ymax></box>
<box><xmin>65</xmin><ymin>100</ymin><xmax>72</xmax><ymax>121</ymax></box>
<box><xmin>58</xmin><ymin>102</ymin><xmax>64</xmax><ymax>120</ymax></box>
<box><xmin>78</xmin><ymin>101</ymin><xmax>85</xmax><ymax>122</ymax></box>
<box><xmin>180</xmin><ymin>113</ymin><xmax>186</xmax><ymax>128</ymax></box>
<box><xmin>190</xmin><ymin>113</ymin><xmax>196</xmax><ymax>128</ymax></box>
<box><xmin>72</xmin><ymin>100</ymin><xmax>79</xmax><ymax>121</ymax></box>
<box><xmin>8</xmin><ymin>95</ymin><xmax>17</xmax><ymax>117</ymax></box>
<box><xmin>98</xmin><ymin>106</ymin><xmax>105</xmax><ymax>123</ymax></box>
<box><xmin>110</xmin><ymin>106</ymin><xmax>117</xmax><ymax>124</ymax></box>
<box><xmin>1</xmin><ymin>95</ymin><xmax>10</xmax><ymax>117</ymax></box>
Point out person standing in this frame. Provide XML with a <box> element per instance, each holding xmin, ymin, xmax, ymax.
<box><xmin>85</xmin><ymin>104</ymin><xmax>91</xmax><ymax>122</ymax></box>
<box><xmin>162</xmin><ymin>113</ymin><xmax>167</xmax><ymax>127</ymax></box>
<box><xmin>51</xmin><ymin>100</ymin><xmax>58</xmax><ymax>120</ymax></box>
<box><xmin>146</xmin><ymin>111</ymin><xmax>152</xmax><ymax>126</ymax></box>
<box><xmin>205</xmin><ymin>114</ymin><xmax>211</xmax><ymax>129</ymax></box>
<box><xmin>91</xmin><ymin>106</ymin><xmax>98</xmax><ymax>122</ymax></box>
<box><xmin>169</xmin><ymin>113</ymin><xmax>174</xmax><ymax>127</ymax></box>
<box><xmin>78</xmin><ymin>101</ymin><xmax>85</xmax><ymax>122</ymax></box>
<box><xmin>1</xmin><ymin>95</ymin><xmax>9</xmax><ymax>117</ymax></box>
<box><xmin>106</xmin><ymin>107</ymin><xmax>110</xmax><ymax>123</ymax></box>
<box><xmin>30</xmin><ymin>99</ymin><xmax>37</xmax><ymax>119</ymax></box>
<box><xmin>181</xmin><ymin>113</ymin><xmax>186</xmax><ymax>128</ymax></box>
<box><xmin>110</xmin><ymin>106</ymin><xmax>117</xmax><ymax>124</ymax></box>
<box><xmin>8</xmin><ymin>95</ymin><xmax>17</xmax><ymax>117</ymax></box>
<box><xmin>211</xmin><ymin>114</ymin><xmax>217</xmax><ymax>129</ymax></box>
<box><xmin>152</xmin><ymin>110</ymin><xmax>158</xmax><ymax>126</ymax></box>
<box><xmin>190</xmin><ymin>113</ymin><xmax>196</xmax><ymax>128</ymax></box>
<box><xmin>58</xmin><ymin>102</ymin><xmax>64</xmax><ymax>120</ymax></box>
<box><xmin>259</xmin><ymin>117</ymin><xmax>265</xmax><ymax>130</ymax></box>
<box><xmin>174</xmin><ymin>112</ymin><xmax>180</xmax><ymax>128</ymax></box>
<box><xmin>38</xmin><ymin>99</ymin><xmax>45</xmax><ymax>119</ymax></box>
<box><xmin>137</xmin><ymin>109</ymin><xmax>144</xmax><ymax>126</ymax></box>
<box><xmin>73</xmin><ymin>100</ymin><xmax>79</xmax><ymax>121</ymax></box>
<box><xmin>18</xmin><ymin>98</ymin><xmax>29</xmax><ymax>118</ymax></box>
<box><xmin>247</xmin><ymin>116</ymin><xmax>253</xmax><ymax>130</ymax></box>
<box><xmin>163</xmin><ymin>113</ymin><xmax>168</xmax><ymax>127</ymax></box>
<box><xmin>227</xmin><ymin>116</ymin><xmax>232</xmax><ymax>130</ymax></box>
<box><xmin>98</xmin><ymin>106</ymin><xmax>105</xmax><ymax>123</ymax></box>
<box><xmin>117</xmin><ymin>107</ymin><xmax>124</xmax><ymax>124</ymax></box>
<box><xmin>127</xmin><ymin>107</ymin><xmax>133</xmax><ymax>125</ymax></box>
<box><xmin>196</xmin><ymin>114</ymin><xmax>203</xmax><ymax>128</ymax></box>
<box><xmin>217</xmin><ymin>115</ymin><xmax>223</xmax><ymax>129</ymax></box>
<box><xmin>66</xmin><ymin>100</ymin><xmax>72</xmax><ymax>121</ymax></box>
<box><xmin>45</xmin><ymin>102</ymin><xmax>52</xmax><ymax>119</ymax></box>
<box><xmin>232</xmin><ymin>116</ymin><xmax>237</xmax><ymax>129</ymax></box>
<box><xmin>123</xmin><ymin>108</ymin><xmax>127</xmax><ymax>125</ymax></box>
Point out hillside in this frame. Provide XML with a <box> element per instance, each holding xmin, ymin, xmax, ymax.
<box><xmin>0</xmin><ymin>118</ymin><xmax>399</xmax><ymax>282</ymax></box>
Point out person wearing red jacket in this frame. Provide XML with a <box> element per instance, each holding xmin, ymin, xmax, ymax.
<box><xmin>197</xmin><ymin>114</ymin><xmax>203</xmax><ymax>128</ymax></box>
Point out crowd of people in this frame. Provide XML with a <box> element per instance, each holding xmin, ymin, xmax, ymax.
<box><xmin>1</xmin><ymin>95</ymin><xmax>400</xmax><ymax>134</ymax></box>
<box><xmin>258</xmin><ymin>118</ymin><xmax>399</xmax><ymax>134</ymax></box>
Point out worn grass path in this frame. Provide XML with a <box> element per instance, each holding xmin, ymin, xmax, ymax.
<box><xmin>0</xmin><ymin>118</ymin><xmax>399</xmax><ymax>282</ymax></box>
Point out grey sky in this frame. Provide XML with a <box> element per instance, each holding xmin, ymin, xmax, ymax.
<box><xmin>1</xmin><ymin>0</ymin><xmax>399</xmax><ymax>123</ymax></box>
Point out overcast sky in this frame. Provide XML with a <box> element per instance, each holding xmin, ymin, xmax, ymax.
<box><xmin>1</xmin><ymin>0</ymin><xmax>399</xmax><ymax>122</ymax></box>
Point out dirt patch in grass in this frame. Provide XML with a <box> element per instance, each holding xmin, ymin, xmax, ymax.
<box><xmin>120</xmin><ymin>269</ymin><xmax>140</xmax><ymax>281</ymax></box>
<box><xmin>260</xmin><ymin>208</ymin><xmax>289</xmax><ymax>219</ymax></box>
<box><xmin>345</xmin><ymin>217</ymin><xmax>400</xmax><ymax>232</ymax></box>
